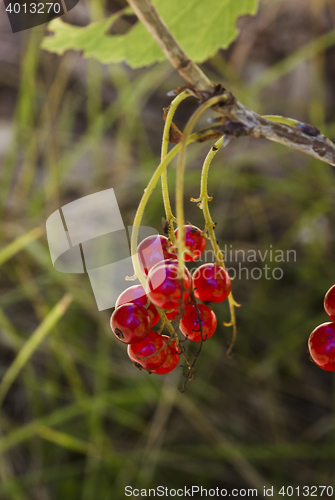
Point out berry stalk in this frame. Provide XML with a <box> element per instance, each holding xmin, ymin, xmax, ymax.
<box><xmin>175</xmin><ymin>94</ymin><xmax>229</xmax><ymax>278</ymax></box>
<box><xmin>192</xmin><ymin>136</ymin><xmax>240</xmax><ymax>355</ymax></box>
<box><xmin>130</xmin><ymin>132</ymin><xmax>206</xmax><ymax>341</ymax></box>
<box><xmin>161</xmin><ymin>90</ymin><xmax>190</xmax><ymax>242</ymax></box>
<box><xmin>130</xmin><ymin>125</ymin><xmax>220</xmax><ymax>282</ymax></box>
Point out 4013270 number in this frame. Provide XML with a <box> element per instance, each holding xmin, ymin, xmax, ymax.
<box><xmin>5</xmin><ymin>2</ymin><xmax>61</xmax><ymax>14</ymax></box>
<box><xmin>279</xmin><ymin>486</ymin><xmax>333</xmax><ymax>496</ymax></box>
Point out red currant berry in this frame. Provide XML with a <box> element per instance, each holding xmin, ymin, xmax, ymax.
<box><xmin>192</xmin><ymin>263</ymin><xmax>231</xmax><ymax>303</ymax></box>
<box><xmin>110</xmin><ymin>303</ymin><xmax>151</xmax><ymax>344</ymax></box>
<box><xmin>147</xmin><ymin>260</ymin><xmax>192</xmax><ymax>310</ymax></box>
<box><xmin>179</xmin><ymin>304</ymin><xmax>217</xmax><ymax>342</ymax></box>
<box><xmin>137</xmin><ymin>235</ymin><xmax>177</xmax><ymax>276</ymax></box>
<box><xmin>308</xmin><ymin>322</ymin><xmax>335</xmax><ymax>371</ymax></box>
<box><xmin>175</xmin><ymin>225</ymin><xmax>206</xmax><ymax>262</ymax></box>
<box><xmin>324</xmin><ymin>285</ymin><xmax>335</xmax><ymax>321</ymax></box>
<box><xmin>127</xmin><ymin>330</ymin><xmax>168</xmax><ymax>371</ymax></box>
<box><xmin>151</xmin><ymin>336</ymin><xmax>180</xmax><ymax>374</ymax></box>
<box><xmin>115</xmin><ymin>285</ymin><xmax>160</xmax><ymax>326</ymax></box>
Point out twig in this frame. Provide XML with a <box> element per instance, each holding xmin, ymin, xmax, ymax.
<box><xmin>211</xmin><ymin>100</ymin><xmax>335</xmax><ymax>167</ymax></box>
<box><xmin>126</xmin><ymin>0</ymin><xmax>335</xmax><ymax>167</ymax></box>
<box><xmin>179</xmin><ymin>292</ymin><xmax>205</xmax><ymax>393</ymax></box>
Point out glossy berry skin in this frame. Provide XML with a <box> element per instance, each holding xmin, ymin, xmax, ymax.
<box><xmin>115</xmin><ymin>285</ymin><xmax>160</xmax><ymax>326</ymax></box>
<box><xmin>179</xmin><ymin>304</ymin><xmax>217</xmax><ymax>342</ymax></box>
<box><xmin>308</xmin><ymin>322</ymin><xmax>335</xmax><ymax>371</ymax></box>
<box><xmin>192</xmin><ymin>263</ymin><xmax>231</xmax><ymax>303</ymax></box>
<box><xmin>324</xmin><ymin>285</ymin><xmax>335</xmax><ymax>321</ymax></box>
<box><xmin>127</xmin><ymin>330</ymin><xmax>168</xmax><ymax>371</ymax></box>
<box><xmin>137</xmin><ymin>235</ymin><xmax>177</xmax><ymax>276</ymax></box>
<box><xmin>175</xmin><ymin>225</ymin><xmax>206</xmax><ymax>262</ymax></box>
<box><xmin>147</xmin><ymin>260</ymin><xmax>192</xmax><ymax>310</ymax></box>
<box><xmin>110</xmin><ymin>303</ymin><xmax>151</xmax><ymax>344</ymax></box>
<box><xmin>151</xmin><ymin>336</ymin><xmax>180</xmax><ymax>374</ymax></box>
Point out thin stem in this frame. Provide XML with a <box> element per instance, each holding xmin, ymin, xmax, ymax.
<box><xmin>126</xmin><ymin>0</ymin><xmax>214</xmax><ymax>94</ymax></box>
<box><xmin>130</xmin><ymin>127</ymin><xmax>220</xmax><ymax>280</ymax></box>
<box><xmin>129</xmin><ymin>124</ymin><xmax>231</xmax><ymax>354</ymax></box>
<box><xmin>131</xmin><ymin>147</ymin><xmax>179</xmax><ymax>280</ymax></box>
<box><xmin>131</xmin><ymin>145</ymin><xmax>181</xmax><ymax>339</ymax></box>
<box><xmin>175</xmin><ymin>95</ymin><xmax>229</xmax><ymax>277</ymax></box>
<box><xmin>179</xmin><ymin>291</ymin><xmax>204</xmax><ymax>393</ymax></box>
<box><xmin>130</xmin><ymin>131</ymin><xmax>208</xmax><ymax>340</ymax></box>
<box><xmin>161</xmin><ymin>90</ymin><xmax>190</xmax><ymax>241</ymax></box>
<box><xmin>195</xmin><ymin>136</ymin><xmax>240</xmax><ymax>356</ymax></box>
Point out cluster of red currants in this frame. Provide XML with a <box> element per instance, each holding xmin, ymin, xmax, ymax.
<box><xmin>110</xmin><ymin>225</ymin><xmax>231</xmax><ymax>375</ymax></box>
<box><xmin>308</xmin><ymin>285</ymin><xmax>335</xmax><ymax>371</ymax></box>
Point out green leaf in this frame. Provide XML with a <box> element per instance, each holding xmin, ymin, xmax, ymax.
<box><xmin>42</xmin><ymin>0</ymin><xmax>258</xmax><ymax>67</ymax></box>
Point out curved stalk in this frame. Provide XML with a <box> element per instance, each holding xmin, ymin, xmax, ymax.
<box><xmin>130</xmin><ymin>131</ymin><xmax>206</xmax><ymax>339</ymax></box>
<box><xmin>175</xmin><ymin>94</ymin><xmax>229</xmax><ymax>277</ymax></box>
<box><xmin>193</xmin><ymin>136</ymin><xmax>240</xmax><ymax>355</ymax></box>
<box><xmin>161</xmin><ymin>90</ymin><xmax>190</xmax><ymax>242</ymax></box>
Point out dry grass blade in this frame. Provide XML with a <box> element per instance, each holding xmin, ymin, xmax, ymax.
<box><xmin>0</xmin><ymin>294</ymin><xmax>73</xmax><ymax>408</ymax></box>
<box><xmin>0</xmin><ymin>226</ymin><xmax>44</xmax><ymax>267</ymax></box>
<box><xmin>178</xmin><ymin>395</ymin><xmax>273</xmax><ymax>494</ymax></box>
<box><xmin>37</xmin><ymin>426</ymin><xmax>99</xmax><ymax>458</ymax></box>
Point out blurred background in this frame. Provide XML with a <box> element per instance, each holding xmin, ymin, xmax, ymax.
<box><xmin>1</xmin><ymin>0</ymin><xmax>335</xmax><ymax>498</ymax></box>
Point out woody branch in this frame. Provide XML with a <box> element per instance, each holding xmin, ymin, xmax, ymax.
<box><xmin>127</xmin><ymin>0</ymin><xmax>335</xmax><ymax>167</ymax></box>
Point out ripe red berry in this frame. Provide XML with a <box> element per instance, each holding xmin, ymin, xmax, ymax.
<box><xmin>127</xmin><ymin>330</ymin><xmax>168</xmax><ymax>370</ymax></box>
<box><xmin>192</xmin><ymin>263</ymin><xmax>231</xmax><ymax>303</ymax></box>
<box><xmin>151</xmin><ymin>336</ymin><xmax>180</xmax><ymax>374</ymax></box>
<box><xmin>110</xmin><ymin>303</ymin><xmax>151</xmax><ymax>344</ymax></box>
<box><xmin>115</xmin><ymin>285</ymin><xmax>160</xmax><ymax>326</ymax></box>
<box><xmin>308</xmin><ymin>322</ymin><xmax>335</xmax><ymax>371</ymax></box>
<box><xmin>179</xmin><ymin>304</ymin><xmax>217</xmax><ymax>342</ymax></box>
<box><xmin>324</xmin><ymin>285</ymin><xmax>335</xmax><ymax>321</ymax></box>
<box><xmin>137</xmin><ymin>235</ymin><xmax>177</xmax><ymax>276</ymax></box>
<box><xmin>174</xmin><ymin>225</ymin><xmax>206</xmax><ymax>262</ymax></box>
<box><xmin>147</xmin><ymin>260</ymin><xmax>192</xmax><ymax>310</ymax></box>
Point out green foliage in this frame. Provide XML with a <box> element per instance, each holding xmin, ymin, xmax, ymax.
<box><xmin>3</xmin><ymin>1</ymin><xmax>335</xmax><ymax>497</ymax></box>
<box><xmin>41</xmin><ymin>0</ymin><xmax>258</xmax><ymax>66</ymax></box>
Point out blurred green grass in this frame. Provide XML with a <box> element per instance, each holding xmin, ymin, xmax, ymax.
<box><xmin>1</xmin><ymin>0</ymin><xmax>335</xmax><ymax>498</ymax></box>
